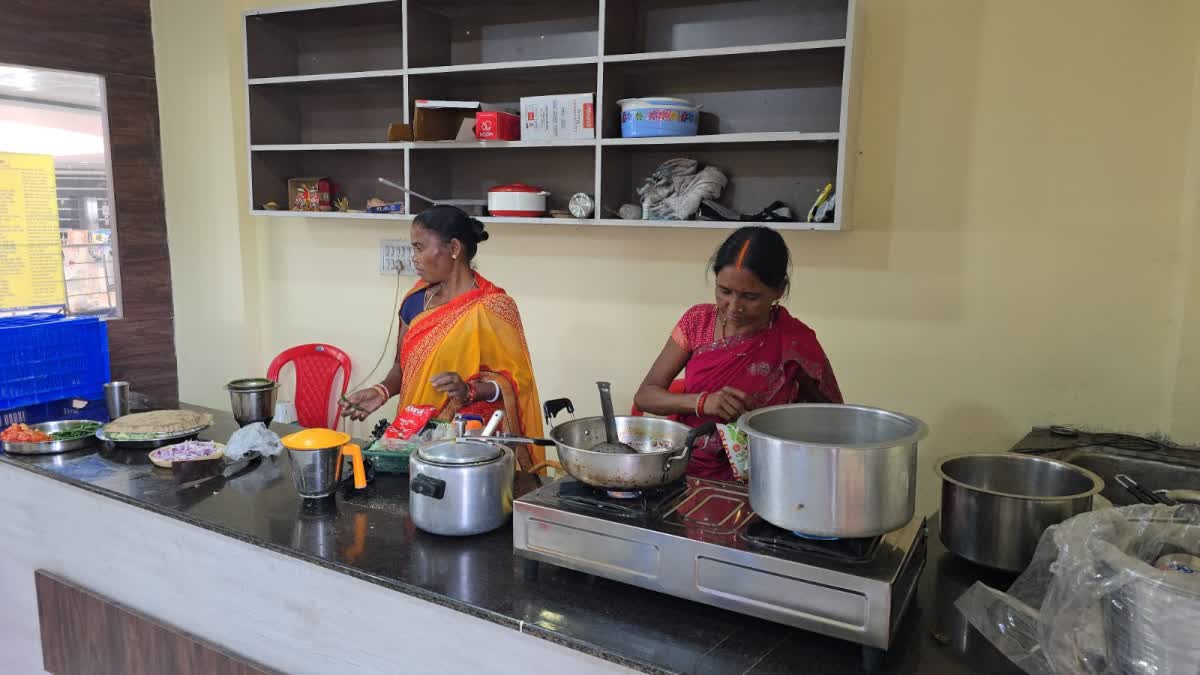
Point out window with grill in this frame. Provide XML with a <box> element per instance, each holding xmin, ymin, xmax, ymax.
<box><xmin>0</xmin><ymin>64</ymin><xmax>120</xmax><ymax>318</ymax></box>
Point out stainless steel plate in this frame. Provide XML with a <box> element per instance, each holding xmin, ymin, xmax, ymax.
<box><xmin>95</xmin><ymin>424</ymin><xmax>209</xmax><ymax>450</ymax></box>
<box><xmin>1</xmin><ymin>420</ymin><xmax>103</xmax><ymax>455</ymax></box>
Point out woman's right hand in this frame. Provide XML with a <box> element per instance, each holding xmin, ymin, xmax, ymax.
<box><xmin>341</xmin><ymin>388</ymin><xmax>387</xmax><ymax>421</ymax></box>
<box><xmin>703</xmin><ymin>386</ymin><xmax>750</xmax><ymax>421</ymax></box>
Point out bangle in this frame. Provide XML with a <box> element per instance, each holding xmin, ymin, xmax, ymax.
<box><xmin>695</xmin><ymin>391</ymin><xmax>709</xmax><ymax>417</ymax></box>
<box><xmin>373</xmin><ymin>383</ymin><xmax>391</xmax><ymax>400</ymax></box>
<box><xmin>466</xmin><ymin>381</ymin><xmax>478</xmax><ymax>402</ymax></box>
<box><xmin>484</xmin><ymin>380</ymin><xmax>502</xmax><ymax>403</ymax></box>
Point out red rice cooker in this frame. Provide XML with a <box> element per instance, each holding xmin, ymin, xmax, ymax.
<box><xmin>488</xmin><ymin>184</ymin><xmax>549</xmax><ymax>217</ymax></box>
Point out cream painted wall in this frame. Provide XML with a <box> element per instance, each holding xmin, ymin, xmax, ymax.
<box><xmin>153</xmin><ymin>0</ymin><xmax>1200</xmax><ymax>515</ymax></box>
<box><xmin>1165</xmin><ymin>26</ymin><xmax>1200</xmax><ymax>442</ymax></box>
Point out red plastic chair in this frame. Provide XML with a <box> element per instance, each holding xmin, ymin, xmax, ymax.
<box><xmin>631</xmin><ymin>379</ymin><xmax>687</xmax><ymax>416</ymax></box>
<box><xmin>267</xmin><ymin>344</ymin><xmax>352</xmax><ymax>430</ymax></box>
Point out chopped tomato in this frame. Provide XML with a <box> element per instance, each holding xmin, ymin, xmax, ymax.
<box><xmin>1</xmin><ymin>423</ymin><xmax>52</xmax><ymax>443</ymax></box>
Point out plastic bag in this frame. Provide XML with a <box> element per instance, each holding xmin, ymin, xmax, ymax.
<box><xmin>956</xmin><ymin>504</ymin><xmax>1200</xmax><ymax>675</ymax></box>
<box><xmin>225</xmin><ymin>422</ymin><xmax>283</xmax><ymax>459</ymax></box>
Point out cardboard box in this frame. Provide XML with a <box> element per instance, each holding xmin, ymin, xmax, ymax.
<box><xmin>413</xmin><ymin>100</ymin><xmax>480</xmax><ymax>141</ymax></box>
<box><xmin>520</xmin><ymin>93</ymin><xmax>594</xmax><ymax>140</ymax></box>
<box><xmin>475</xmin><ymin>111</ymin><xmax>520</xmax><ymax>141</ymax></box>
<box><xmin>288</xmin><ymin>177</ymin><xmax>332</xmax><ymax>211</ymax></box>
<box><xmin>386</xmin><ymin>122</ymin><xmax>413</xmax><ymax>142</ymax></box>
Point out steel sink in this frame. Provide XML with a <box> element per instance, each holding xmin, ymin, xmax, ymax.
<box><xmin>1014</xmin><ymin>430</ymin><xmax>1200</xmax><ymax>506</ymax></box>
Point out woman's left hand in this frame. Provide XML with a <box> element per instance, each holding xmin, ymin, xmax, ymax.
<box><xmin>431</xmin><ymin>372</ymin><xmax>471</xmax><ymax>402</ymax></box>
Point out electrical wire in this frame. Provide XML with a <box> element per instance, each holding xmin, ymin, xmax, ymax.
<box><xmin>346</xmin><ymin>270</ymin><xmax>405</xmax><ymax>394</ymax></box>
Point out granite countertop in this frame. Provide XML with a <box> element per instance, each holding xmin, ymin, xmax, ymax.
<box><xmin>0</xmin><ymin>407</ymin><xmax>1025</xmax><ymax>675</ymax></box>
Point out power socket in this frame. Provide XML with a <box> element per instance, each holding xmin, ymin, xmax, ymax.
<box><xmin>379</xmin><ymin>239</ymin><xmax>416</xmax><ymax>275</ymax></box>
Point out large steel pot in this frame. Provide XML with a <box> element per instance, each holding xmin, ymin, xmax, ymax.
<box><xmin>548</xmin><ymin>416</ymin><xmax>709</xmax><ymax>490</ymax></box>
<box><xmin>936</xmin><ymin>453</ymin><xmax>1103</xmax><ymax>571</ymax></box>
<box><xmin>740</xmin><ymin>404</ymin><xmax>926</xmax><ymax>538</ymax></box>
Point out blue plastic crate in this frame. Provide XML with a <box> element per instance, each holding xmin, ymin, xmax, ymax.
<box><xmin>0</xmin><ymin>314</ymin><xmax>110</xmax><ymax>411</ymax></box>
<box><xmin>0</xmin><ymin>398</ymin><xmax>109</xmax><ymax>426</ymax></box>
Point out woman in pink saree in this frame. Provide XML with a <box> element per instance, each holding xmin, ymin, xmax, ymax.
<box><xmin>634</xmin><ymin>227</ymin><xmax>842</xmax><ymax>482</ymax></box>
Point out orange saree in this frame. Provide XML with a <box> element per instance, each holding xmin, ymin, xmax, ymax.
<box><xmin>398</xmin><ymin>274</ymin><xmax>544</xmax><ymax>467</ymax></box>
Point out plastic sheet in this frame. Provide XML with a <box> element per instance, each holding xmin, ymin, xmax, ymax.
<box><xmin>956</xmin><ymin>504</ymin><xmax>1200</xmax><ymax>675</ymax></box>
<box><xmin>225</xmin><ymin>422</ymin><xmax>283</xmax><ymax>459</ymax></box>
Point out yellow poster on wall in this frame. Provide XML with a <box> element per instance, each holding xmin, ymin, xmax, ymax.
<box><xmin>0</xmin><ymin>152</ymin><xmax>65</xmax><ymax>311</ymax></box>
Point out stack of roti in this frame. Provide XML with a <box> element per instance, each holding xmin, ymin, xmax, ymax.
<box><xmin>104</xmin><ymin>410</ymin><xmax>213</xmax><ymax>440</ymax></box>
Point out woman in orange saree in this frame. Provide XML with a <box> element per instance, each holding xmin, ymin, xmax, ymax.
<box><xmin>342</xmin><ymin>206</ymin><xmax>544</xmax><ymax>468</ymax></box>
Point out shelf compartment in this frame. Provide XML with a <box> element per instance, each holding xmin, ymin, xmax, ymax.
<box><xmin>599</xmin><ymin>143</ymin><xmax>838</xmax><ymax>226</ymax></box>
<box><xmin>251</xmin><ymin>209</ymin><xmax>410</xmax><ymax>220</ymax></box>
<box><xmin>603</xmin><ymin>39</ymin><xmax>845</xmax><ymax>64</ymax></box>
<box><xmin>601</xmin><ymin>47</ymin><xmax>844</xmax><ymax>138</ymax></box>
<box><xmin>410</xmin><ymin>139</ymin><xmax>595</xmax><ymax>149</ymax></box>
<box><xmin>408</xmin><ymin>56</ymin><xmax>598</xmax><ymax>76</ymax></box>
<box><xmin>605</xmin><ymin>0</ymin><xmax>848</xmax><ymax>56</ymax></box>
<box><xmin>408</xmin><ymin>63</ymin><xmax>598</xmax><ymax>122</ymax></box>
<box><xmin>408</xmin><ymin>0</ymin><xmax>599</xmax><ymax>69</ymax></box>
<box><xmin>248</xmin><ymin>79</ymin><xmax>406</xmax><ymax>145</ymax></box>
<box><xmin>251</xmin><ymin>143</ymin><xmax>407</xmax><ymax>152</ymax></box>
<box><xmin>245</xmin><ymin>1</ymin><xmax>405</xmax><ymax>79</ymax></box>
<box><xmin>600</xmin><ymin>132</ymin><xmax>838</xmax><ymax>147</ymax></box>
<box><xmin>248</xmin><ymin>69</ymin><xmax>405</xmax><ymax>86</ymax></box>
<box><xmin>409</xmin><ymin>146</ymin><xmax>594</xmax><ymax>215</ymax></box>
<box><xmin>247</xmin><ymin>210</ymin><xmax>835</xmax><ymax>230</ymax></box>
<box><xmin>250</xmin><ymin>150</ymin><xmax>406</xmax><ymax>214</ymax></box>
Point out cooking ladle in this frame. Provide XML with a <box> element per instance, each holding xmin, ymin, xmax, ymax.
<box><xmin>591</xmin><ymin>382</ymin><xmax>638</xmax><ymax>455</ymax></box>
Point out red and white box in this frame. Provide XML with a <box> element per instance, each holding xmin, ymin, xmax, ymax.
<box><xmin>475</xmin><ymin>111</ymin><xmax>521</xmax><ymax>141</ymax></box>
<box><xmin>520</xmin><ymin>93</ymin><xmax>594</xmax><ymax>140</ymax></box>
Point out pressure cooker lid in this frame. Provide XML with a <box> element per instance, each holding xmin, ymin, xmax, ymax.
<box><xmin>417</xmin><ymin>439</ymin><xmax>502</xmax><ymax>465</ymax></box>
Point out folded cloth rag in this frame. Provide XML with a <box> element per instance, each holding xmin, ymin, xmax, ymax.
<box><xmin>649</xmin><ymin>166</ymin><xmax>728</xmax><ymax>220</ymax></box>
<box><xmin>637</xmin><ymin>158</ymin><xmax>699</xmax><ymax>211</ymax></box>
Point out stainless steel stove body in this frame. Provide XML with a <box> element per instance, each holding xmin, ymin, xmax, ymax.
<box><xmin>513</xmin><ymin>477</ymin><xmax>926</xmax><ymax>653</ymax></box>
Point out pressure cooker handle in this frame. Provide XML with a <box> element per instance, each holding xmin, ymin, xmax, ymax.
<box><xmin>665</xmin><ymin>422</ymin><xmax>718</xmax><ymax>472</ymax></box>
<box><xmin>411</xmin><ymin>473</ymin><xmax>446</xmax><ymax>500</ymax></box>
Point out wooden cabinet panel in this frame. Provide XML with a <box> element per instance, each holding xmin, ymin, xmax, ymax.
<box><xmin>35</xmin><ymin>571</ymin><xmax>273</xmax><ymax>675</ymax></box>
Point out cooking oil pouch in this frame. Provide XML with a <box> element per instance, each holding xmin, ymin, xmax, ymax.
<box><xmin>717</xmin><ymin>423</ymin><xmax>749</xmax><ymax>481</ymax></box>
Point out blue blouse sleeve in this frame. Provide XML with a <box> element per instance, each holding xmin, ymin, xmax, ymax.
<box><xmin>399</xmin><ymin>288</ymin><xmax>428</xmax><ymax>326</ymax></box>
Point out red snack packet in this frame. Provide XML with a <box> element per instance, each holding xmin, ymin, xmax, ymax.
<box><xmin>385</xmin><ymin>405</ymin><xmax>436</xmax><ymax>440</ymax></box>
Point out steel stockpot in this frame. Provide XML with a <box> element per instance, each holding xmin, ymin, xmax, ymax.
<box><xmin>739</xmin><ymin>404</ymin><xmax>927</xmax><ymax>538</ymax></box>
<box><xmin>936</xmin><ymin>453</ymin><xmax>1103</xmax><ymax>571</ymax></box>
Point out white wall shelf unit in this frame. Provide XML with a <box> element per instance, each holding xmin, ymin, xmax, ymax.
<box><xmin>244</xmin><ymin>0</ymin><xmax>863</xmax><ymax>230</ymax></box>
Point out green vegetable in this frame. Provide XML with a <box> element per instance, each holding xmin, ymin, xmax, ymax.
<box><xmin>49</xmin><ymin>422</ymin><xmax>102</xmax><ymax>441</ymax></box>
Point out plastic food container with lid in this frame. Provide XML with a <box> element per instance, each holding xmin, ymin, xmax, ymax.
<box><xmin>618</xmin><ymin>97</ymin><xmax>702</xmax><ymax>138</ymax></box>
<box><xmin>487</xmin><ymin>183</ymin><xmax>549</xmax><ymax>217</ymax></box>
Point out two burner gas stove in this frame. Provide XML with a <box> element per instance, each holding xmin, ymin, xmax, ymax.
<box><xmin>513</xmin><ymin>477</ymin><xmax>926</xmax><ymax>669</ymax></box>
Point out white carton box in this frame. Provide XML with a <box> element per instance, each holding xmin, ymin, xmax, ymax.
<box><xmin>520</xmin><ymin>93</ymin><xmax>594</xmax><ymax>140</ymax></box>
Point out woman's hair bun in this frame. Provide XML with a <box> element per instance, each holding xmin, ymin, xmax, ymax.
<box><xmin>414</xmin><ymin>205</ymin><xmax>490</xmax><ymax>261</ymax></box>
<box><xmin>470</xmin><ymin>218</ymin><xmax>489</xmax><ymax>243</ymax></box>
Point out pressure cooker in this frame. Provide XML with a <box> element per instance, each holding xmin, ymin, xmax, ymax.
<box><xmin>409</xmin><ymin>437</ymin><xmax>513</xmax><ymax>536</ymax></box>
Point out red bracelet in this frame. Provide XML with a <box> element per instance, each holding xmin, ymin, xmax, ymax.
<box><xmin>465</xmin><ymin>381</ymin><xmax>478</xmax><ymax>403</ymax></box>
<box><xmin>695</xmin><ymin>391</ymin><xmax>710</xmax><ymax>417</ymax></box>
